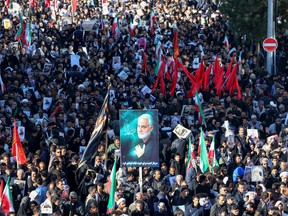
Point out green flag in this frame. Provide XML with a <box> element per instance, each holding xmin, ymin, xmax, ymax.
<box><xmin>9</xmin><ymin>0</ymin><xmax>13</xmax><ymax>9</ymax></box>
<box><xmin>15</xmin><ymin>12</ymin><xmax>24</xmax><ymax>41</ymax></box>
<box><xmin>107</xmin><ymin>158</ymin><xmax>117</xmax><ymax>213</ymax></box>
<box><xmin>199</xmin><ymin>129</ymin><xmax>209</xmax><ymax>173</ymax></box>
<box><xmin>196</xmin><ymin>91</ymin><xmax>206</xmax><ymax>127</ymax></box>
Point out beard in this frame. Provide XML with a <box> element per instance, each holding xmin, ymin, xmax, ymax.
<box><xmin>138</xmin><ymin>131</ymin><xmax>151</xmax><ymax>140</ymax></box>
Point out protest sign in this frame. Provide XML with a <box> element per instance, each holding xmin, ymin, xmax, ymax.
<box><xmin>173</xmin><ymin>124</ymin><xmax>192</xmax><ymax>139</ymax></box>
<box><xmin>251</xmin><ymin>166</ymin><xmax>264</xmax><ymax>182</ymax></box>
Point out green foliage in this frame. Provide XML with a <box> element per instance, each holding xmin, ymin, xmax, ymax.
<box><xmin>276</xmin><ymin>0</ymin><xmax>288</xmax><ymax>32</ymax></box>
<box><xmin>219</xmin><ymin>0</ymin><xmax>268</xmax><ymax>42</ymax></box>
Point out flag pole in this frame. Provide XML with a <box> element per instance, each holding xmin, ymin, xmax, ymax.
<box><xmin>14</xmin><ymin>120</ymin><xmax>19</xmax><ymax>169</ymax></box>
<box><xmin>104</xmin><ymin>132</ymin><xmax>108</xmax><ymax>170</ymax></box>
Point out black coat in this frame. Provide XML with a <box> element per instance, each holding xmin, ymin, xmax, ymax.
<box><xmin>210</xmin><ymin>203</ymin><xmax>227</xmax><ymax>216</ymax></box>
<box><xmin>184</xmin><ymin>204</ymin><xmax>204</xmax><ymax>216</ymax></box>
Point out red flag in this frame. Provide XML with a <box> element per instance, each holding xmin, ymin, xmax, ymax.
<box><xmin>50</xmin><ymin>106</ymin><xmax>60</xmax><ymax>118</ymax></box>
<box><xmin>172</xmin><ymin>29</ymin><xmax>180</xmax><ymax>58</ymax></box>
<box><xmin>150</xmin><ymin>9</ymin><xmax>156</xmax><ymax>35</ymax></box>
<box><xmin>213</xmin><ymin>55</ymin><xmax>220</xmax><ymax>77</ymax></box>
<box><xmin>129</xmin><ymin>17</ymin><xmax>134</xmax><ymax>39</ymax></box>
<box><xmin>71</xmin><ymin>0</ymin><xmax>77</xmax><ymax>13</ymax></box>
<box><xmin>112</xmin><ymin>14</ymin><xmax>120</xmax><ymax>39</ymax></box>
<box><xmin>208</xmin><ymin>140</ymin><xmax>214</xmax><ymax>164</ymax></box>
<box><xmin>141</xmin><ymin>51</ymin><xmax>149</xmax><ymax>75</ymax></box>
<box><xmin>202</xmin><ymin>64</ymin><xmax>212</xmax><ymax>92</ymax></box>
<box><xmin>152</xmin><ymin>58</ymin><xmax>166</xmax><ymax>94</ymax></box>
<box><xmin>235</xmin><ymin>76</ymin><xmax>242</xmax><ymax>100</ymax></box>
<box><xmin>5</xmin><ymin>0</ymin><xmax>12</xmax><ymax>9</ymax></box>
<box><xmin>214</xmin><ymin>67</ymin><xmax>224</xmax><ymax>97</ymax></box>
<box><xmin>225</xmin><ymin>63</ymin><xmax>242</xmax><ymax>99</ymax></box>
<box><xmin>175</xmin><ymin>59</ymin><xmax>198</xmax><ymax>97</ymax></box>
<box><xmin>30</xmin><ymin>0</ymin><xmax>36</xmax><ymax>7</ymax></box>
<box><xmin>164</xmin><ymin>57</ymin><xmax>175</xmax><ymax>80</ymax></box>
<box><xmin>45</xmin><ymin>0</ymin><xmax>50</xmax><ymax>7</ymax></box>
<box><xmin>1</xmin><ymin>177</ymin><xmax>14</xmax><ymax>214</ymax></box>
<box><xmin>225</xmin><ymin>63</ymin><xmax>237</xmax><ymax>93</ymax></box>
<box><xmin>0</xmin><ymin>178</ymin><xmax>5</xmax><ymax>204</ymax></box>
<box><xmin>224</xmin><ymin>56</ymin><xmax>235</xmax><ymax>79</ymax></box>
<box><xmin>223</xmin><ymin>35</ymin><xmax>230</xmax><ymax>51</ymax></box>
<box><xmin>195</xmin><ymin>60</ymin><xmax>205</xmax><ymax>81</ymax></box>
<box><xmin>11</xmin><ymin>120</ymin><xmax>27</xmax><ymax>165</ymax></box>
<box><xmin>169</xmin><ymin>57</ymin><xmax>178</xmax><ymax>96</ymax></box>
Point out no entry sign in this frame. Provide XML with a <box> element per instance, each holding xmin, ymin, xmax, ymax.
<box><xmin>263</xmin><ymin>37</ymin><xmax>278</xmax><ymax>52</ymax></box>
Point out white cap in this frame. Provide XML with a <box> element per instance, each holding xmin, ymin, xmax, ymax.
<box><xmin>78</xmin><ymin>84</ymin><xmax>85</xmax><ymax>90</ymax></box>
<box><xmin>270</xmin><ymin>101</ymin><xmax>277</xmax><ymax>108</ymax></box>
<box><xmin>223</xmin><ymin>176</ymin><xmax>229</xmax><ymax>185</ymax></box>
<box><xmin>116</xmin><ymin>198</ymin><xmax>126</xmax><ymax>206</ymax></box>
<box><xmin>280</xmin><ymin>171</ymin><xmax>288</xmax><ymax>178</ymax></box>
<box><xmin>21</xmin><ymin>99</ymin><xmax>29</xmax><ymax>103</ymax></box>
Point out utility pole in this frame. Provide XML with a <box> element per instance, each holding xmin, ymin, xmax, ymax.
<box><xmin>267</xmin><ymin>0</ymin><xmax>274</xmax><ymax>75</ymax></box>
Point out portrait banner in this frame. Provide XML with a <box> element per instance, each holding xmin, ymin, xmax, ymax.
<box><xmin>251</xmin><ymin>166</ymin><xmax>264</xmax><ymax>182</ymax></box>
<box><xmin>120</xmin><ymin>110</ymin><xmax>159</xmax><ymax>167</ymax></box>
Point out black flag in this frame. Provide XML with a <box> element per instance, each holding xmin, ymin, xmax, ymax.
<box><xmin>76</xmin><ymin>91</ymin><xmax>109</xmax><ymax>183</ymax></box>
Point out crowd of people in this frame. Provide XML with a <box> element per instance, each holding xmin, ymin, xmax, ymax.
<box><xmin>0</xmin><ymin>0</ymin><xmax>288</xmax><ymax>215</ymax></box>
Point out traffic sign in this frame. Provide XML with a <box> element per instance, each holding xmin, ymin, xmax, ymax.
<box><xmin>263</xmin><ymin>37</ymin><xmax>278</xmax><ymax>52</ymax></box>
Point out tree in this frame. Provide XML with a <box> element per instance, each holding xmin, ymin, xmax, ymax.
<box><xmin>219</xmin><ymin>0</ymin><xmax>288</xmax><ymax>43</ymax></box>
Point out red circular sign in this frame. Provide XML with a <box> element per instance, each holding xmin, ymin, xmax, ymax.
<box><xmin>263</xmin><ymin>37</ymin><xmax>278</xmax><ymax>52</ymax></box>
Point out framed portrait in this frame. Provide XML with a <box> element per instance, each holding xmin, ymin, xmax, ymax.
<box><xmin>251</xmin><ymin>166</ymin><xmax>264</xmax><ymax>182</ymax></box>
<box><xmin>120</xmin><ymin>110</ymin><xmax>159</xmax><ymax>167</ymax></box>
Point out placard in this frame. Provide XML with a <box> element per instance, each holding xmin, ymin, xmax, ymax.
<box><xmin>267</xmin><ymin>134</ymin><xmax>278</xmax><ymax>145</ymax></box>
<box><xmin>173</xmin><ymin>124</ymin><xmax>192</xmax><ymax>139</ymax></box>
<box><xmin>18</xmin><ymin>126</ymin><xmax>25</xmax><ymax>142</ymax></box>
<box><xmin>112</xmin><ymin>56</ymin><xmax>121</xmax><ymax>70</ymax></box>
<box><xmin>141</xmin><ymin>85</ymin><xmax>152</xmax><ymax>95</ymax></box>
<box><xmin>102</xmin><ymin>3</ymin><xmax>109</xmax><ymax>15</ymax></box>
<box><xmin>82</xmin><ymin>20</ymin><xmax>97</xmax><ymax>31</ymax></box>
<box><xmin>243</xmin><ymin>166</ymin><xmax>252</xmax><ymax>181</ymax></box>
<box><xmin>3</xmin><ymin>19</ymin><xmax>11</xmax><ymax>29</ymax></box>
<box><xmin>251</xmin><ymin>166</ymin><xmax>264</xmax><ymax>182</ymax></box>
<box><xmin>117</xmin><ymin>70</ymin><xmax>128</xmax><ymax>81</ymax></box>
<box><xmin>43</xmin><ymin>63</ymin><xmax>52</xmax><ymax>76</ymax></box>
<box><xmin>70</xmin><ymin>54</ymin><xmax>80</xmax><ymax>68</ymax></box>
<box><xmin>42</xmin><ymin>97</ymin><xmax>52</xmax><ymax>111</ymax></box>
<box><xmin>13</xmin><ymin>180</ymin><xmax>26</xmax><ymax>196</ymax></box>
<box><xmin>247</xmin><ymin>129</ymin><xmax>259</xmax><ymax>139</ymax></box>
<box><xmin>181</xmin><ymin>105</ymin><xmax>194</xmax><ymax>116</ymax></box>
<box><xmin>138</xmin><ymin>38</ymin><xmax>147</xmax><ymax>50</ymax></box>
<box><xmin>40</xmin><ymin>198</ymin><xmax>53</xmax><ymax>214</ymax></box>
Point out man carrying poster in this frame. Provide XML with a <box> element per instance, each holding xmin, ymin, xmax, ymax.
<box><xmin>120</xmin><ymin>110</ymin><xmax>159</xmax><ymax>167</ymax></box>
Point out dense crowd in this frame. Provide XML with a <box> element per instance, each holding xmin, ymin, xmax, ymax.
<box><xmin>0</xmin><ymin>0</ymin><xmax>288</xmax><ymax>215</ymax></box>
